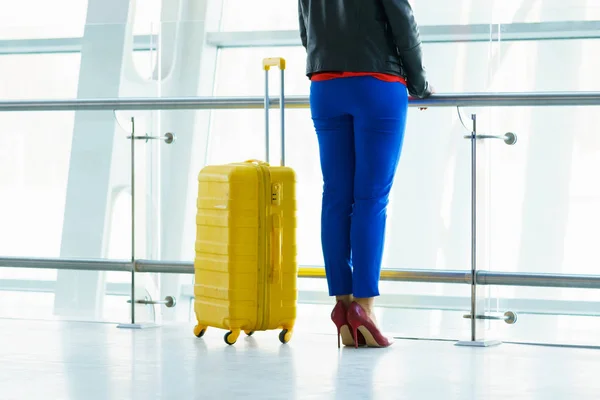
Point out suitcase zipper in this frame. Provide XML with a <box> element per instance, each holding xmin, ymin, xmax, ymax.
<box><xmin>244</xmin><ymin>161</ymin><xmax>271</xmax><ymax>332</ymax></box>
<box><xmin>259</xmin><ymin>164</ymin><xmax>271</xmax><ymax>331</ymax></box>
<box><xmin>254</xmin><ymin>163</ymin><xmax>265</xmax><ymax>332</ymax></box>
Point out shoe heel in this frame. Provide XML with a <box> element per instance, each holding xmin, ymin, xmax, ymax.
<box><xmin>352</xmin><ymin>326</ymin><xmax>359</xmax><ymax>349</ymax></box>
<box><xmin>332</xmin><ymin>300</ymin><xmax>356</xmax><ymax>348</ymax></box>
<box><xmin>347</xmin><ymin>301</ymin><xmax>393</xmax><ymax>348</ymax></box>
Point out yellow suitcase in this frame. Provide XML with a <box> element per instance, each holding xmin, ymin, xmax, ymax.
<box><xmin>193</xmin><ymin>58</ymin><xmax>298</xmax><ymax>345</ymax></box>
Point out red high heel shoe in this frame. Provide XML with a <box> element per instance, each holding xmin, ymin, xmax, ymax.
<box><xmin>347</xmin><ymin>302</ymin><xmax>393</xmax><ymax>348</ymax></box>
<box><xmin>331</xmin><ymin>301</ymin><xmax>366</xmax><ymax>348</ymax></box>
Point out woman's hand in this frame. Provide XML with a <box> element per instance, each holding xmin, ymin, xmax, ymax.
<box><xmin>412</xmin><ymin>85</ymin><xmax>434</xmax><ymax>111</ymax></box>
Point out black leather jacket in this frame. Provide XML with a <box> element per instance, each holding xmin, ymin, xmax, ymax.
<box><xmin>298</xmin><ymin>0</ymin><xmax>432</xmax><ymax>98</ymax></box>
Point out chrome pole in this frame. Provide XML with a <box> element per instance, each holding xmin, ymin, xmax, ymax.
<box><xmin>470</xmin><ymin>113</ymin><xmax>478</xmax><ymax>342</ymax></box>
<box><xmin>1</xmin><ymin>92</ymin><xmax>600</xmax><ymax>112</ymax></box>
<box><xmin>130</xmin><ymin>117</ymin><xmax>136</xmax><ymax>325</ymax></box>
<box><xmin>280</xmin><ymin>68</ymin><xmax>285</xmax><ymax>166</ymax></box>
<box><xmin>264</xmin><ymin>70</ymin><xmax>270</xmax><ymax>163</ymax></box>
<box><xmin>6</xmin><ymin>256</ymin><xmax>600</xmax><ymax>289</ymax></box>
<box><xmin>0</xmin><ymin>257</ymin><xmax>131</xmax><ymax>271</ymax></box>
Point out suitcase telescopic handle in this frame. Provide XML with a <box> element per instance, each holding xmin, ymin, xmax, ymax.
<box><xmin>263</xmin><ymin>57</ymin><xmax>286</xmax><ymax>167</ymax></box>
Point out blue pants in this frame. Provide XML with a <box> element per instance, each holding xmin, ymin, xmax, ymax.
<box><xmin>310</xmin><ymin>76</ymin><xmax>409</xmax><ymax>298</ymax></box>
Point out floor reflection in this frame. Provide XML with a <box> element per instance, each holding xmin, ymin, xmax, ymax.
<box><xmin>1</xmin><ymin>319</ymin><xmax>600</xmax><ymax>400</ymax></box>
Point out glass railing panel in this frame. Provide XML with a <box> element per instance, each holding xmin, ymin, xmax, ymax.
<box><xmin>0</xmin><ymin>109</ymin><xmax>134</xmax><ymax>323</ymax></box>
<box><xmin>486</xmin><ymin>107</ymin><xmax>600</xmax><ymax>276</ymax></box>
<box><xmin>487</xmin><ymin>286</ymin><xmax>600</xmax><ymax>347</ymax></box>
<box><xmin>220</xmin><ymin>0</ymin><xmax>308</xmax><ymax>32</ymax></box>
<box><xmin>220</xmin><ymin>0</ymin><xmax>497</xmax><ymax>30</ymax></box>
<box><xmin>475</xmin><ymin>104</ymin><xmax>600</xmax><ymax>346</ymax></box>
<box><xmin>492</xmin><ymin>0</ymin><xmax>600</xmax><ymax>23</ymax></box>
<box><xmin>0</xmin><ymin>19</ymin><xmax>177</xmax><ymax>323</ymax></box>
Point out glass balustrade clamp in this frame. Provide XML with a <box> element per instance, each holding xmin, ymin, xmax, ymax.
<box><xmin>463</xmin><ymin>132</ymin><xmax>518</xmax><ymax>145</ymax></box>
<box><xmin>126</xmin><ymin>132</ymin><xmax>176</xmax><ymax>144</ymax></box>
<box><xmin>462</xmin><ymin>311</ymin><xmax>518</xmax><ymax>325</ymax></box>
<box><xmin>457</xmin><ymin>107</ymin><xmax>518</xmax><ymax>145</ymax></box>
<box><xmin>127</xmin><ymin>296</ymin><xmax>177</xmax><ymax>308</ymax></box>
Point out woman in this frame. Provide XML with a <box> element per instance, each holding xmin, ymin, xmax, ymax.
<box><xmin>298</xmin><ymin>0</ymin><xmax>433</xmax><ymax>348</ymax></box>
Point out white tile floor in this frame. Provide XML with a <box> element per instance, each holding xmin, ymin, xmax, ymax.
<box><xmin>1</xmin><ymin>318</ymin><xmax>600</xmax><ymax>400</ymax></box>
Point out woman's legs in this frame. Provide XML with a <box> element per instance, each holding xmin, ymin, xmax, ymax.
<box><xmin>349</xmin><ymin>78</ymin><xmax>409</xmax><ymax>320</ymax></box>
<box><xmin>310</xmin><ymin>79</ymin><xmax>355</xmax><ymax>303</ymax></box>
<box><xmin>310</xmin><ymin>77</ymin><xmax>409</xmax><ymax>325</ymax></box>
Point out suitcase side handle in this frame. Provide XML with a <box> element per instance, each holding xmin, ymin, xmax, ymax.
<box><xmin>263</xmin><ymin>57</ymin><xmax>286</xmax><ymax>167</ymax></box>
<box><xmin>271</xmin><ymin>214</ymin><xmax>283</xmax><ymax>285</ymax></box>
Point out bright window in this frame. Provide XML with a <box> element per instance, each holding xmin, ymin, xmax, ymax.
<box><xmin>0</xmin><ymin>53</ymin><xmax>80</xmax><ymax>281</ymax></box>
<box><xmin>0</xmin><ymin>0</ymin><xmax>87</xmax><ymax>39</ymax></box>
<box><xmin>220</xmin><ymin>0</ymin><xmax>300</xmax><ymax>31</ymax></box>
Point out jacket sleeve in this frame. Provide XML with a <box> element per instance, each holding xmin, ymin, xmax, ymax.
<box><xmin>298</xmin><ymin>0</ymin><xmax>307</xmax><ymax>50</ymax></box>
<box><xmin>381</xmin><ymin>0</ymin><xmax>431</xmax><ymax>98</ymax></box>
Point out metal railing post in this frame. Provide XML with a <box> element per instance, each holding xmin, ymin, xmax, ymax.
<box><xmin>455</xmin><ymin>114</ymin><xmax>510</xmax><ymax>348</ymax></box>
<box><xmin>117</xmin><ymin>118</ymin><xmax>144</xmax><ymax>329</ymax></box>
<box><xmin>470</xmin><ymin>114</ymin><xmax>478</xmax><ymax>342</ymax></box>
<box><xmin>116</xmin><ymin>120</ymin><xmax>176</xmax><ymax>330</ymax></box>
<box><xmin>130</xmin><ymin>117</ymin><xmax>136</xmax><ymax>326</ymax></box>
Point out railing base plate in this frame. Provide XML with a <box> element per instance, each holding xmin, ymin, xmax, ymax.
<box><xmin>455</xmin><ymin>339</ymin><xmax>502</xmax><ymax>347</ymax></box>
<box><xmin>116</xmin><ymin>323</ymin><xmax>160</xmax><ymax>330</ymax></box>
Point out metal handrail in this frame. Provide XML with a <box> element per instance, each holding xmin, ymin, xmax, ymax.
<box><xmin>3</xmin><ymin>256</ymin><xmax>600</xmax><ymax>290</ymax></box>
<box><xmin>2</xmin><ymin>91</ymin><xmax>600</xmax><ymax>112</ymax></box>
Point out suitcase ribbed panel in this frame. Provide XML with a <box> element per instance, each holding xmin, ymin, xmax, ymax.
<box><xmin>194</xmin><ymin>165</ymin><xmax>261</xmax><ymax>331</ymax></box>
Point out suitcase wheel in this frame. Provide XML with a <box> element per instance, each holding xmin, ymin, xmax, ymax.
<box><xmin>244</xmin><ymin>330</ymin><xmax>255</xmax><ymax>337</ymax></box>
<box><xmin>224</xmin><ymin>330</ymin><xmax>240</xmax><ymax>345</ymax></box>
<box><xmin>193</xmin><ymin>325</ymin><xmax>207</xmax><ymax>338</ymax></box>
<box><xmin>279</xmin><ymin>329</ymin><xmax>293</xmax><ymax>344</ymax></box>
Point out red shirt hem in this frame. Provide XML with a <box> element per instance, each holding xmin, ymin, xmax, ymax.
<box><xmin>310</xmin><ymin>72</ymin><xmax>406</xmax><ymax>85</ymax></box>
